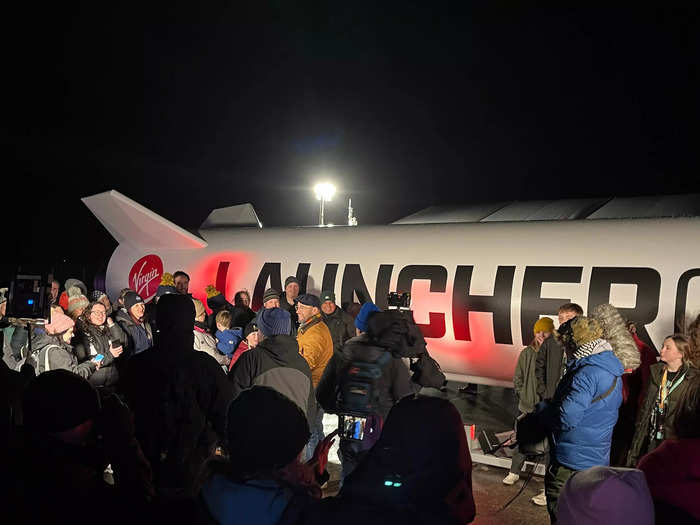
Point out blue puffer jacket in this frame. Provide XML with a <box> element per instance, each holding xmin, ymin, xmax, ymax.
<box><xmin>539</xmin><ymin>345</ymin><xmax>623</xmax><ymax>471</ymax></box>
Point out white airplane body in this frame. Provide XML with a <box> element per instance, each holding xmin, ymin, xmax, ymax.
<box><xmin>84</xmin><ymin>190</ymin><xmax>700</xmax><ymax>386</ymax></box>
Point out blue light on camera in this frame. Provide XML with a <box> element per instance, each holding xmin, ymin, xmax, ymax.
<box><xmin>27</xmin><ymin>299</ymin><xmax>34</xmax><ymax>305</ymax></box>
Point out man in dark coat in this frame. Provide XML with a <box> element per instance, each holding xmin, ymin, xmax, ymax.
<box><xmin>320</xmin><ymin>290</ymin><xmax>355</xmax><ymax>354</ymax></box>
<box><xmin>121</xmin><ymin>294</ymin><xmax>234</xmax><ymax>492</ymax></box>
<box><xmin>229</xmin><ymin>307</ymin><xmax>315</xmax><ymax>421</ymax></box>
<box><xmin>316</xmin><ymin>302</ymin><xmax>414</xmax><ymax>480</ymax></box>
<box><xmin>535</xmin><ymin>302</ymin><xmax>583</xmax><ymax>400</ymax></box>
<box><xmin>280</xmin><ymin>276</ymin><xmax>300</xmax><ymax>328</ymax></box>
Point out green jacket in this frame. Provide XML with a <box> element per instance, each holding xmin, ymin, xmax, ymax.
<box><xmin>514</xmin><ymin>345</ymin><xmax>540</xmax><ymax>413</ymax></box>
<box><xmin>627</xmin><ymin>362</ymin><xmax>699</xmax><ymax>467</ymax></box>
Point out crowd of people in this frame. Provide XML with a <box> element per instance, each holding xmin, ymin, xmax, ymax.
<box><xmin>1</xmin><ymin>272</ymin><xmax>699</xmax><ymax>524</ymax></box>
<box><xmin>508</xmin><ymin>301</ymin><xmax>700</xmax><ymax>524</ymax></box>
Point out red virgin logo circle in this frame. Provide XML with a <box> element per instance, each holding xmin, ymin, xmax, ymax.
<box><xmin>128</xmin><ymin>254</ymin><xmax>164</xmax><ymax>302</ymax></box>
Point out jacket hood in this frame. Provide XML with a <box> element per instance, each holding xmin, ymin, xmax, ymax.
<box><xmin>31</xmin><ymin>331</ymin><xmax>60</xmax><ymax>351</ymax></box>
<box><xmin>255</xmin><ymin>335</ymin><xmax>299</xmax><ymax>361</ymax></box>
<box><xmin>571</xmin><ymin>348</ymin><xmax>625</xmax><ymax>377</ymax></box>
<box><xmin>201</xmin><ymin>475</ymin><xmax>292</xmax><ymax>525</ymax></box>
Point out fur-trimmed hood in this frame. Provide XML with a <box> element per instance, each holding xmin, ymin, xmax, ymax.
<box><xmin>590</xmin><ymin>304</ymin><xmax>641</xmax><ymax>372</ymax></box>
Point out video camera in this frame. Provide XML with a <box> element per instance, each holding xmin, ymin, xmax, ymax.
<box><xmin>5</xmin><ymin>274</ymin><xmax>50</xmax><ymax>322</ymax></box>
<box><xmin>386</xmin><ymin>291</ymin><xmax>411</xmax><ymax>311</ymax></box>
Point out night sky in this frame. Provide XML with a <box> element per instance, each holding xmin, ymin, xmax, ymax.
<box><xmin>4</xmin><ymin>5</ymin><xmax>699</xmax><ymax>283</ymax></box>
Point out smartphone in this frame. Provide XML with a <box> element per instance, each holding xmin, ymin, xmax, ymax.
<box><xmin>340</xmin><ymin>415</ymin><xmax>368</xmax><ymax>441</ymax></box>
<box><xmin>94</xmin><ymin>354</ymin><xmax>104</xmax><ymax>363</ymax></box>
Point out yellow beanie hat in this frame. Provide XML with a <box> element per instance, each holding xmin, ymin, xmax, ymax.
<box><xmin>160</xmin><ymin>272</ymin><xmax>175</xmax><ymax>287</ymax></box>
<box><xmin>205</xmin><ymin>284</ymin><xmax>221</xmax><ymax>298</ymax></box>
<box><xmin>533</xmin><ymin>317</ymin><xmax>555</xmax><ymax>335</ymax></box>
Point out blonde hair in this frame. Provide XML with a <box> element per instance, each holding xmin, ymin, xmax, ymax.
<box><xmin>590</xmin><ymin>303</ymin><xmax>640</xmax><ymax>371</ymax></box>
<box><xmin>665</xmin><ymin>333</ymin><xmax>698</xmax><ymax>368</ymax></box>
<box><xmin>216</xmin><ymin>310</ymin><xmax>232</xmax><ymax>329</ymax></box>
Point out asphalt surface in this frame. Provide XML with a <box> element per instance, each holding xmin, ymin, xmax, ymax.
<box><xmin>321</xmin><ymin>382</ymin><xmax>551</xmax><ymax>523</ymax></box>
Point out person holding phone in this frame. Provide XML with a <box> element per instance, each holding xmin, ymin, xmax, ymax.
<box><xmin>74</xmin><ymin>301</ymin><xmax>127</xmax><ymax>390</ymax></box>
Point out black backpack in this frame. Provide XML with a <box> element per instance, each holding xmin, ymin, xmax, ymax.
<box><xmin>338</xmin><ymin>351</ymin><xmax>393</xmax><ymax>417</ymax></box>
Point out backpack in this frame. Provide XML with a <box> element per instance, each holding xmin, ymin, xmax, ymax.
<box><xmin>337</xmin><ymin>351</ymin><xmax>393</xmax><ymax>417</ymax></box>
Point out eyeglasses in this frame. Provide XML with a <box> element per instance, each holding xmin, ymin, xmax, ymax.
<box><xmin>90</xmin><ymin>310</ymin><xmax>107</xmax><ymax>317</ymax></box>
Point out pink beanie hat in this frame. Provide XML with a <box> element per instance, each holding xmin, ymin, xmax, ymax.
<box><xmin>45</xmin><ymin>311</ymin><xmax>75</xmax><ymax>335</ymax></box>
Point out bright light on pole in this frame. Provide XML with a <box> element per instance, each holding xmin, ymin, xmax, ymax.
<box><xmin>313</xmin><ymin>182</ymin><xmax>336</xmax><ymax>226</ymax></box>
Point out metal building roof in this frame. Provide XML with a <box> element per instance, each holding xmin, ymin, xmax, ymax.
<box><xmin>392</xmin><ymin>194</ymin><xmax>700</xmax><ymax>224</ymax></box>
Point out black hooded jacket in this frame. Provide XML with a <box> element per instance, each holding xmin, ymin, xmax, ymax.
<box><xmin>229</xmin><ymin>334</ymin><xmax>315</xmax><ymax>421</ymax></box>
<box><xmin>322</xmin><ymin>306</ymin><xmax>355</xmax><ymax>353</ymax></box>
<box><xmin>121</xmin><ymin>294</ymin><xmax>234</xmax><ymax>490</ymax></box>
<box><xmin>316</xmin><ymin>333</ymin><xmax>413</xmax><ymax>421</ymax></box>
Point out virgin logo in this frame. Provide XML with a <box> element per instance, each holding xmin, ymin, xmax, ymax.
<box><xmin>128</xmin><ymin>254</ymin><xmax>164</xmax><ymax>301</ymax></box>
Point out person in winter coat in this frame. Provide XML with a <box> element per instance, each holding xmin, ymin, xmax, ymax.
<box><xmin>296</xmin><ymin>294</ymin><xmax>334</xmax><ymax>460</ymax></box>
<box><xmin>626</xmin><ymin>319</ymin><xmax>659</xmax><ymax>407</ymax></box>
<box><xmin>192</xmin><ymin>298</ymin><xmax>229</xmax><ymax>369</ymax></box>
<box><xmin>146</xmin><ymin>272</ymin><xmax>177</xmax><ymax>334</ymax></box>
<box><xmin>303</xmin><ymin>395</ymin><xmax>476</xmax><ymax>525</ymax></box>
<box><xmin>627</xmin><ymin>334</ymin><xmax>699</xmax><ymax>467</ymax></box>
<box><xmin>32</xmin><ymin>310</ymin><xmax>97</xmax><ymax>379</ymax></box>
<box><xmin>316</xmin><ymin>301</ymin><xmax>414</xmax><ymax>481</ymax></box>
<box><xmin>114</xmin><ymin>292</ymin><xmax>153</xmax><ymax>356</ymax></box>
<box><xmin>320</xmin><ymin>290</ymin><xmax>355</xmax><ymax>354</ymax></box>
<box><xmin>205</xmin><ymin>284</ymin><xmax>235</xmax><ymax>332</ymax></box>
<box><xmin>233</xmin><ymin>289</ymin><xmax>256</xmax><ymax>327</ymax></box>
<box><xmin>197</xmin><ymin>386</ymin><xmax>333</xmax><ymax>525</ymax></box>
<box><xmin>3</xmin><ymin>370</ymin><xmax>154</xmax><ymax>525</ymax></box>
<box><xmin>503</xmin><ymin>316</ymin><xmax>554</xmax><ymax>506</ymax></box>
<box><xmin>280</xmin><ymin>276</ymin><xmax>300</xmax><ymax>328</ymax></box>
<box><xmin>214</xmin><ymin>309</ymin><xmax>244</xmax><ymax>361</ymax></box>
<box><xmin>537</xmin><ymin>316</ymin><xmax>624</xmax><ymax>524</ymax></box>
<box><xmin>637</xmin><ymin>374</ymin><xmax>700</xmax><ymax>523</ymax></box>
<box><xmin>589</xmin><ymin>304</ymin><xmax>643</xmax><ymax>467</ymax></box>
<box><xmin>73</xmin><ymin>301</ymin><xmax>126</xmax><ymax>390</ymax></box>
<box><xmin>121</xmin><ymin>293</ymin><xmax>234</xmax><ymax>492</ymax></box>
<box><xmin>535</xmin><ymin>303</ymin><xmax>583</xmax><ymax>401</ymax></box>
<box><xmin>229</xmin><ymin>307</ymin><xmax>315</xmax><ymax>421</ymax></box>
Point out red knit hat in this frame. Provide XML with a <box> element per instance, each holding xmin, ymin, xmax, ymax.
<box><xmin>45</xmin><ymin>311</ymin><xmax>75</xmax><ymax>335</ymax></box>
<box><xmin>59</xmin><ymin>291</ymin><xmax>69</xmax><ymax>311</ymax></box>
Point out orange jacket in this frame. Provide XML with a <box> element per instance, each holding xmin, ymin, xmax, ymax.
<box><xmin>297</xmin><ymin>313</ymin><xmax>333</xmax><ymax>388</ymax></box>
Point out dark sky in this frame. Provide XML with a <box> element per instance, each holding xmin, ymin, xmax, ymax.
<box><xmin>4</xmin><ymin>4</ymin><xmax>699</xmax><ymax>281</ymax></box>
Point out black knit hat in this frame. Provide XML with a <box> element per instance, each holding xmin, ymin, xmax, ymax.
<box><xmin>284</xmin><ymin>276</ymin><xmax>299</xmax><ymax>288</ymax></box>
<box><xmin>124</xmin><ymin>291</ymin><xmax>145</xmax><ymax>311</ymax></box>
<box><xmin>226</xmin><ymin>386</ymin><xmax>310</xmax><ymax>472</ymax></box>
<box><xmin>23</xmin><ymin>370</ymin><xmax>101</xmax><ymax>433</ymax></box>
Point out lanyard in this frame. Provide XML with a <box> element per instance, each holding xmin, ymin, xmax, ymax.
<box><xmin>659</xmin><ymin>367</ymin><xmax>686</xmax><ymax>411</ymax></box>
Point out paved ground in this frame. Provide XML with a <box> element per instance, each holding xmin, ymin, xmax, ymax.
<box><xmin>321</xmin><ymin>381</ymin><xmax>551</xmax><ymax>523</ymax></box>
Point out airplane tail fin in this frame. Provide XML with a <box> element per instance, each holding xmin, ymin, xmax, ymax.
<box><xmin>82</xmin><ymin>190</ymin><xmax>207</xmax><ymax>250</ymax></box>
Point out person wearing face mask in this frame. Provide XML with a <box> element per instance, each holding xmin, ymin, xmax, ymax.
<box><xmin>114</xmin><ymin>292</ymin><xmax>153</xmax><ymax>357</ymax></box>
<box><xmin>627</xmin><ymin>334</ymin><xmax>699</xmax><ymax>467</ymax></box>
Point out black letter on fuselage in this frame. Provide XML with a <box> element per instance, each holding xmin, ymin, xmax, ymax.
<box><xmin>675</xmin><ymin>269</ymin><xmax>700</xmax><ymax>332</ymax></box>
<box><xmin>322</xmin><ymin>264</ymin><xmax>339</xmax><ymax>293</ymax></box>
<box><xmin>341</xmin><ymin>264</ymin><xmax>372</xmax><ymax>309</ymax></box>
<box><xmin>397</xmin><ymin>265</ymin><xmax>447</xmax><ymax>338</ymax></box>
<box><xmin>252</xmin><ymin>263</ymin><xmax>282</xmax><ymax>310</ymax></box>
<box><xmin>521</xmin><ymin>266</ymin><xmax>583</xmax><ymax>345</ymax></box>
<box><xmin>453</xmin><ymin>265</ymin><xmax>515</xmax><ymax>344</ymax></box>
<box><xmin>375</xmin><ymin>265</ymin><xmax>394</xmax><ymax>310</ymax></box>
<box><xmin>588</xmin><ymin>267</ymin><xmax>661</xmax><ymax>350</ymax></box>
<box><xmin>295</xmin><ymin>263</ymin><xmax>311</xmax><ymax>294</ymax></box>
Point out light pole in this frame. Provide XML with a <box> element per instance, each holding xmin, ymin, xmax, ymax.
<box><xmin>313</xmin><ymin>182</ymin><xmax>336</xmax><ymax>226</ymax></box>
